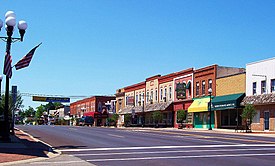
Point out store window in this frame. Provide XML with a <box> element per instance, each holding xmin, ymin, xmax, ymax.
<box><xmin>261</xmin><ymin>80</ymin><xmax>266</xmax><ymax>94</ymax></box>
<box><xmin>253</xmin><ymin>82</ymin><xmax>257</xmax><ymax>95</ymax></box>
<box><xmin>253</xmin><ymin>111</ymin><xmax>260</xmax><ymax>123</ymax></box>
<box><xmin>271</xmin><ymin>79</ymin><xmax>275</xmax><ymax>93</ymax></box>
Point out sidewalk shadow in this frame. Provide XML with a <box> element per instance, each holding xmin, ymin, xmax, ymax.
<box><xmin>0</xmin><ymin>135</ymin><xmax>51</xmax><ymax>158</ymax></box>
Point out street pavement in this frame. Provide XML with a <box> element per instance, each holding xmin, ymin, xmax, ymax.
<box><xmin>3</xmin><ymin>125</ymin><xmax>274</xmax><ymax>166</ymax></box>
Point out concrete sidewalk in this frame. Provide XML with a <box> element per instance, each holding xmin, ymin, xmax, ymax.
<box><xmin>120</xmin><ymin>126</ymin><xmax>275</xmax><ymax>137</ymax></box>
<box><xmin>0</xmin><ymin>129</ymin><xmax>59</xmax><ymax>165</ymax></box>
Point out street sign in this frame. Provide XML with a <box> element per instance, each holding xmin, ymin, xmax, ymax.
<box><xmin>32</xmin><ymin>96</ymin><xmax>70</xmax><ymax>103</ymax></box>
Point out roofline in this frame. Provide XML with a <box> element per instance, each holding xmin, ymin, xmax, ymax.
<box><xmin>246</xmin><ymin>57</ymin><xmax>275</xmax><ymax>66</ymax></box>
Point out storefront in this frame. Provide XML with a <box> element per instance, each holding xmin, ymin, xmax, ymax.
<box><xmin>84</xmin><ymin>111</ymin><xmax>108</xmax><ymax>126</ymax></box>
<box><xmin>211</xmin><ymin>93</ymin><xmax>245</xmax><ymax>129</ymax></box>
<box><xmin>188</xmin><ymin>97</ymin><xmax>214</xmax><ymax>129</ymax></box>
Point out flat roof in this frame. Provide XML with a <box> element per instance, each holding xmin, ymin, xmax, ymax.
<box><xmin>246</xmin><ymin>57</ymin><xmax>275</xmax><ymax>66</ymax></box>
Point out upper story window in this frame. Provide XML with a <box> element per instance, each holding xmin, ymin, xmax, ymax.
<box><xmin>208</xmin><ymin>79</ymin><xmax>212</xmax><ymax>90</ymax></box>
<box><xmin>151</xmin><ymin>90</ymin><xmax>154</xmax><ymax>102</ymax></box>
<box><xmin>253</xmin><ymin>82</ymin><xmax>257</xmax><ymax>95</ymax></box>
<box><xmin>271</xmin><ymin>79</ymin><xmax>275</xmax><ymax>93</ymax></box>
<box><xmin>164</xmin><ymin>88</ymin><xmax>167</xmax><ymax>98</ymax></box>
<box><xmin>261</xmin><ymin>80</ymin><xmax>266</xmax><ymax>94</ymax></box>
<box><xmin>139</xmin><ymin>94</ymin><xmax>141</xmax><ymax>106</ymax></box>
<box><xmin>196</xmin><ymin>82</ymin><xmax>199</xmax><ymax>96</ymax></box>
<box><xmin>155</xmin><ymin>89</ymin><xmax>158</xmax><ymax>101</ymax></box>
<box><xmin>146</xmin><ymin>91</ymin><xmax>149</xmax><ymax>103</ymax></box>
<box><xmin>136</xmin><ymin>94</ymin><xmax>138</xmax><ymax>106</ymax></box>
<box><xmin>202</xmin><ymin>81</ymin><xmax>206</xmax><ymax>95</ymax></box>
<box><xmin>169</xmin><ymin>86</ymin><xmax>172</xmax><ymax>99</ymax></box>
<box><xmin>160</xmin><ymin>88</ymin><xmax>163</xmax><ymax>101</ymax></box>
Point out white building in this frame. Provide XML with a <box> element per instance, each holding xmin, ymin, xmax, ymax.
<box><xmin>246</xmin><ymin>57</ymin><xmax>275</xmax><ymax>96</ymax></box>
<box><xmin>243</xmin><ymin>57</ymin><xmax>275</xmax><ymax>131</ymax></box>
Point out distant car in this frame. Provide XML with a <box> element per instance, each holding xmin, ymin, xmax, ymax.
<box><xmin>78</xmin><ymin>116</ymin><xmax>94</xmax><ymax>127</ymax></box>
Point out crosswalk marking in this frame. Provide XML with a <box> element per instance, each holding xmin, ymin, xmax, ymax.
<box><xmin>60</xmin><ymin>144</ymin><xmax>275</xmax><ymax>152</ymax></box>
<box><xmin>86</xmin><ymin>153</ymin><xmax>275</xmax><ymax>162</ymax></box>
<box><xmin>73</xmin><ymin>147</ymin><xmax>275</xmax><ymax>156</ymax></box>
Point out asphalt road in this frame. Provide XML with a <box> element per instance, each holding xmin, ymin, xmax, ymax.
<box><xmin>16</xmin><ymin>125</ymin><xmax>275</xmax><ymax>166</ymax></box>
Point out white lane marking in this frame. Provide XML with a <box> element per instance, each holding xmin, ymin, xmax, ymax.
<box><xmin>60</xmin><ymin>144</ymin><xmax>275</xmax><ymax>152</ymax></box>
<box><xmin>87</xmin><ymin>153</ymin><xmax>275</xmax><ymax>162</ymax></box>
<box><xmin>73</xmin><ymin>147</ymin><xmax>275</xmax><ymax>156</ymax></box>
<box><xmin>29</xmin><ymin>161</ymin><xmax>86</xmax><ymax>165</ymax></box>
<box><xmin>108</xmin><ymin>134</ymin><xmax>125</xmax><ymax>138</ymax></box>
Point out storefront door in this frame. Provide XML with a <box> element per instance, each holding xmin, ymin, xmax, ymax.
<box><xmin>264</xmin><ymin>111</ymin><xmax>270</xmax><ymax>130</ymax></box>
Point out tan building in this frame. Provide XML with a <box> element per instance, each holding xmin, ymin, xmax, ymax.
<box><xmin>214</xmin><ymin>72</ymin><xmax>246</xmax><ymax>129</ymax></box>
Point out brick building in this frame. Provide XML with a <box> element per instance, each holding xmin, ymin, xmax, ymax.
<box><xmin>188</xmin><ymin>65</ymin><xmax>245</xmax><ymax>129</ymax></box>
<box><xmin>70</xmin><ymin>96</ymin><xmax>115</xmax><ymax>126</ymax></box>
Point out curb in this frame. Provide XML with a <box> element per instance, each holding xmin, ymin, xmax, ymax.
<box><xmin>0</xmin><ymin>129</ymin><xmax>62</xmax><ymax>166</ymax></box>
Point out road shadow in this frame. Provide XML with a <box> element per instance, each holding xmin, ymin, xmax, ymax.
<box><xmin>53</xmin><ymin>145</ymin><xmax>87</xmax><ymax>150</ymax></box>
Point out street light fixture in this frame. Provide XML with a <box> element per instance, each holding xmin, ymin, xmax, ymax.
<box><xmin>208</xmin><ymin>88</ymin><xmax>212</xmax><ymax>130</ymax></box>
<box><xmin>0</xmin><ymin>11</ymin><xmax>27</xmax><ymax>142</ymax></box>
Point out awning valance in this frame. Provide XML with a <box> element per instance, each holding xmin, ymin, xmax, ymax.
<box><xmin>211</xmin><ymin>93</ymin><xmax>245</xmax><ymax>111</ymax></box>
<box><xmin>119</xmin><ymin>102</ymin><xmax>173</xmax><ymax>114</ymax></box>
<box><xmin>188</xmin><ymin>97</ymin><xmax>210</xmax><ymax>113</ymax></box>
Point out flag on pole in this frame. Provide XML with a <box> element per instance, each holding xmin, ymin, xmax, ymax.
<box><xmin>3</xmin><ymin>52</ymin><xmax>12</xmax><ymax>78</ymax></box>
<box><xmin>15</xmin><ymin>43</ymin><xmax>42</xmax><ymax>70</ymax></box>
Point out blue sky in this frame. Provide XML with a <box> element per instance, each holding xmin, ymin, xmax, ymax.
<box><xmin>0</xmin><ymin>0</ymin><xmax>275</xmax><ymax>109</ymax></box>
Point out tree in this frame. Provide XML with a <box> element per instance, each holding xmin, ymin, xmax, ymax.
<box><xmin>152</xmin><ymin>111</ymin><xmax>162</xmax><ymax>127</ymax></box>
<box><xmin>241</xmin><ymin>104</ymin><xmax>257</xmax><ymax>132</ymax></box>
<box><xmin>124</xmin><ymin>114</ymin><xmax>131</xmax><ymax>127</ymax></box>
<box><xmin>35</xmin><ymin>105</ymin><xmax>45</xmax><ymax>119</ymax></box>
<box><xmin>0</xmin><ymin>91</ymin><xmax>24</xmax><ymax>117</ymax></box>
<box><xmin>111</xmin><ymin>113</ymin><xmax>119</xmax><ymax>127</ymax></box>
<box><xmin>177</xmin><ymin>110</ymin><xmax>187</xmax><ymax>128</ymax></box>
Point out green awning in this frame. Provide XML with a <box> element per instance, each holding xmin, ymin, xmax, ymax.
<box><xmin>211</xmin><ymin>93</ymin><xmax>245</xmax><ymax>111</ymax></box>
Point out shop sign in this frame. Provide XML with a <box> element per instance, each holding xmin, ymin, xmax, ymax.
<box><xmin>126</xmin><ymin>96</ymin><xmax>134</xmax><ymax>105</ymax></box>
<box><xmin>175</xmin><ymin>82</ymin><xmax>186</xmax><ymax>99</ymax></box>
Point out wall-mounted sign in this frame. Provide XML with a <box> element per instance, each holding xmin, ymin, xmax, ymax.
<box><xmin>33</xmin><ymin>96</ymin><xmax>70</xmax><ymax>103</ymax></box>
<box><xmin>126</xmin><ymin>96</ymin><xmax>134</xmax><ymax>105</ymax></box>
<box><xmin>175</xmin><ymin>82</ymin><xmax>186</xmax><ymax>99</ymax></box>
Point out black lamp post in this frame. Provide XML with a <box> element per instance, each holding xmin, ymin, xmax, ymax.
<box><xmin>0</xmin><ymin>11</ymin><xmax>27</xmax><ymax>142</ymax></box>
<box><xmin>208</xmin><ymin>88</ymin><xmax>212</xmax><ymax>130</ymax></box>
<box><xmin>142</xmin><ymin>95</ymin><xmax>145</xmax><ymax>128</ymax></box>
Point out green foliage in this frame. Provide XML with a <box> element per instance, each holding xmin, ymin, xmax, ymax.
<box><xmin>241</xmin><ymin>104</ymin><xmax>257</xmax><ymax>125</ymax></box>
<box><xmin>177</xmin><ymin>110</ymin><xmax>187</xmax><ymax>124</ymax></box>
<box><xmin>124</xmin><ymin>114</ymin><xmax>131</xmax><ymax>126</ymax></box>
<box><xmin>35</xmin><ymin>104</ymin><xmax>45</xmax><ymax>118</ymax></box>
<box><xmin>0</xmin><ymin>91</ymin><xmax>24</xmax><ymax>116</ymax></box>
<box><xmin>112</xmin><ymin>113</ymin><xmax>119</xmax><ymax>121</ymax></box>
<box><xmin>152</xmin><ymin>111</ymin><xmax>162</xmax><ymax>124</ymax></box>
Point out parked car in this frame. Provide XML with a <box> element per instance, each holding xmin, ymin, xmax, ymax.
<box><xmin>78</xmin><ymin>116</ymin><xmax>94</xmax><ymax>127</ymax></box>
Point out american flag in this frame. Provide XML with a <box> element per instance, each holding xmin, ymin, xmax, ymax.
<box><xmin>15</xmin><ymin>43</ymin><xmax>42</xmax><ymax>70</ymax></box>
<box><xmin>3</xmin><ymin>52</ymin><xmax>12</xmax><ymax>78</ymax></box>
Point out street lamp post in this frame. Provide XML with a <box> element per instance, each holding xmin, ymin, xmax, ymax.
<box><xmin>208</xmin><ymin>88</ymin><xmax>212</xmax><ymax>130</ymax></box>
<box><xmin>0</xmin><ymin>75</ymin><xmax>3</xmax><ymax>99</ymax></box>
<box><xmin>0</xmin><ymin>11</ymin><xmax>27</xmax><ymax>142</ymax></box>
<box><xmin>142</xmin><ymin>97</ymin><xmax>145</xmax><ymax>128</ymax></box>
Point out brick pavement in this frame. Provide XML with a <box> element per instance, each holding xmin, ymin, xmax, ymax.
<box><xmin>0</xmin><ymin>128</ymin><xmax>55</xmax><ymax>165</ymax></box>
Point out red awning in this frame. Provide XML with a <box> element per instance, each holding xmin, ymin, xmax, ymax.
<box><xmin>83</xmin><ymin>111</ymin><xmax>100</xmax><ymax>117</ymax></box>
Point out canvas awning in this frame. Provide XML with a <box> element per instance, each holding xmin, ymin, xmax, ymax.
<box><xmin>119</xmin><ymin>102</ymin><xmax>173</xmax><ymax>114</ymax></box>
<box><xmin>188</xmin><ymin>97</ymin><xmax>210</xmax><ymax>113</ymax></box>
<box><xmin>211</xmin><ymin>93</ymin><xmax>245</xmax><ymax>111</ymax></box>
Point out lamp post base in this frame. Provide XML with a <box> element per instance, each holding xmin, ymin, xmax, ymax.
<box><xmin>208</xmin><ymin>127</ymin><xmax>212</xmax><ymax>130</ymax></box>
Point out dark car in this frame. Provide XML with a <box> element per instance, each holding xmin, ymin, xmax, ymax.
<box><xmin>78</xmin><ymin>116</ymin><xmax>94</xmax><ymax>127</ymax></box>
